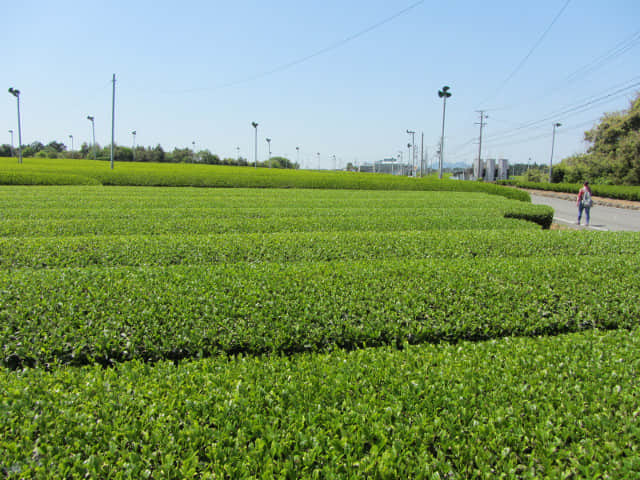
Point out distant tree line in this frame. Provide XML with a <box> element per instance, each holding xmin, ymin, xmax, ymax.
<box><xmin>0</xmin><ymin>141</ymin><xmax>299</xmax><ymax>169</ymax></box>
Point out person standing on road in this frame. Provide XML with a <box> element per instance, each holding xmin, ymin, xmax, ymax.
<box><xmin>577</xmin><ymin>181</ymin><xmax>593</xmax><ymax>226</ymax></box>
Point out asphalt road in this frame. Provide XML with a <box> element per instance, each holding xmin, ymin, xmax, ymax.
<box><xmin>530</xmin><ymin>194</ymin><xmax>640</xmax><ymax>231</ymax></box>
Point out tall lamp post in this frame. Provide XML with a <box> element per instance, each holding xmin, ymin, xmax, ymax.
<box><xmin>296</xmin><ymin>146</ymin><xmax>300</xmax><ymax>168</ymax></box>
<box><xmin>437</xmin><ymin>85</ymin><xmax>452</xmax><ymax>179</ymax></box>
<box><xmin>316</xmin><ymin>152</ymin><xmax>320</xmax><ymax>170</ymax></box>
<box><xmin>68</xmin><ymin>135</ymin><xmax>74</xmax><ymax>154</ymax></box>
<box><xmin>251</xmin><ymin>122</ymin><xmax>258</xmax><ymax>168</ymax></box>
<box><xmin>549</xmin><ymin>122</ymin><xmax>561</xmax><ymax>183</ymax></box>
<box><xmin>265</xmin><ymin>138</ymin><xmax>271</xmax><ymax>167</ymax></box>
<box><xmin>8</xmin><ymin>129</ymin><xmax>14</xmax><ymax>158</ymax></box>
<box><xmin>87</xmin><ymin>116</ymin><xmax>96</xmax><ymax>159</ymax></box>
<box><xmin>8</xmin><ymin>88</ymin><xmax>22</xmax><ymax>164</ymax></box>
<box><xmin>406</xmin><ymin>130</ymin><xmax>415</xmax><ymax>176</ymax></box>
<box><xmin>131</xmin><ymin>131</ymin><xmax>137</xmax><ymax>161</ymax></box>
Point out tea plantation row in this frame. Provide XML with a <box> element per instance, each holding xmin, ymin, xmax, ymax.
<box><xmin>0</xmin><ymin>186</ymin><xmax>551</xmax><ymax>233</ymax></box>
<box><xmin>3</xmin><ymin>255</ymin><xmax>639</xmax><ymax>367</ymax></box>
<box><xmin>0</xmin><ymin>158</ymin><xmax>529</xmax><ymax>202</ymax></box>
<box><xmin>0</xmin><ymin>230</ymin><xmax>638</xmax><ymax>268</ymax></box>
<box><xmin>2</xmin><ymin>329</ymin><xmax>639</xmax><ymax>478</ymax></box>
<box><xmin>2</xmin><ymin>184</ymin><xmax>638</xmax><ymax>478</ymax></box>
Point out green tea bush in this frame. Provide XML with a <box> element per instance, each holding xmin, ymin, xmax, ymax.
<box><xmin>2</xmin><ymin>329</ymin><xmax>640</xmax><ymax>478</ymax></box>
<box><xmin>0</xmin><ymin>157</ymin><xmax>531</xmax><ymax>201</ymax></box>
<box><xmin>3</xmin><ymin>255</ymin><xmax>639</xmax><ymax>367</ymax></box>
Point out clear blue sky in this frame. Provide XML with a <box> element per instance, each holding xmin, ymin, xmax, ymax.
<box><xmin>3</xmin><ymin>0</ymin><xmax>639</xmax><ymax>169</ymax></box>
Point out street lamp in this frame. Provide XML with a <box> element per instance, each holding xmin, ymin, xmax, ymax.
<box><xmin>265</xmin><ymin>138</ymin><xmax>271</xmax><ymax>167</ymax></box>
<box><xmin>549</xmin><ymin>122</ymin><xmax>562</xmax><ymax>183</ymax></box>
<box><xmin>236</xmin><ymin>146</ymin><xmax>240</xmax><ymax>162</ymax></box>
<box><xmin>406</xmin><ymin>130</ymin><xmax>415</xmax><ymax>176</ymax></box>
<box><xmin>317</xmin><ymin>152</ymin><xmax>320</xmax><ymax>170</ymax></box>
<box><xmin>87</xmin><ymin>116</ymin><xmax>96</xmax><ymax>159</ymax></box>
<box><xmin>8</xmin><ymin>87</ymin><xmax>22</xmax><ymax>164</ymax></box>
<box><xmin>437</xmin><ymin>85</ymin><xmax>452</xmax><ymax>179</ymax></box>
<box><xmin>8</xmin><ymin>129</ymin><xmax>14</xmax><ymax>158</ymax></box>
<box><xmin>131</xmin><ymin>131</ymin><xmax>137</xmax><ymax>161</ymax></box>
<box><xmin>251</xmin><ymin>122</ymin><xmax>258</xmax><ymax>168</ymax></box>
<box><xmin>68</xmin><ymin>134</ymin><xmax>74</xmax><ymax>153</ymax></box>
<box><xmin>192</xmin><ymin>141</ymin><xmax>196</xmax><ymax>163</ymax></box>
<box><xmin>296</xmin><ymin>146</ymin><xmax>300</xmax><ymax>168</ymax></box>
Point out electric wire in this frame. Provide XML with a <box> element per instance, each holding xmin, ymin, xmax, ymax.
<box><xmin>565</xmin><ymin>28</ymin><xmax>640</xmax><ymax>84</ymax></box>
<box><xmin>476</xmin><ymin>0</ymin><xmax>572</xmax><ymax>108</ymax></box>
<box><xmin>482</xmin><ymin>76</ymin><xmax>640</xmax><ymax>143</ymax></box>
<box><xmin>163</xmin><ymin>1</ymin><xmax>424</xmax><ymax>94</ymax></box>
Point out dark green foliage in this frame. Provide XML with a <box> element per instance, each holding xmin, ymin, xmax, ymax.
<box><xmin>557</xmin><ymin>93</ymin><xmax>640</xmax><ymax>185</ymax></box>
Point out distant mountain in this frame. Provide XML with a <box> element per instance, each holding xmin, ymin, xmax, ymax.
<box><xmin>443</xmin><ymin>161</ymin><xmax>472</xmax><ymax>169</ymax></box>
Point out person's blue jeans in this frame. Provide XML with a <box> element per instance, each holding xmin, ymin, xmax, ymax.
<box><xmin>578</xmin><ymin>204</ymin><xmax>590</xmax><ymax>225</ymax></box>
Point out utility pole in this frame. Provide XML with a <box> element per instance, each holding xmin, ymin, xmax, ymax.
<box><xmin>438</xmin><ymin>86</ymin><xmax>452</xmax><ymax>179</ymax></box>
<box><xmin>87</xmin><ymin>116</ymin><xmax>96</xmax><ymax>160</ymax></box>
<box><xmin>8</xmin><ymin>88</ymin><xmax>22</xmax><ymax>164</ymax></box>
<box><xmin>8</xmin><ymin>129</ymin><xmax>14</xmax><ymax>158</ymax></box>
<box><xmin>406</xmin><ymin>130</ymin><xmax>415</xmax><ymax>176</ymax></box>
<box><xmin>420</xmin><ymin>132</ymin><xmax>424</xmax><ymax>177</ymax></box>
<box><xmin>549</xmin><ymin>123</ymin><xmax>561</xmax><ymax>183</ymax></box>
<box><xmin>266</xmin><ymin>138</ymin><xmax>271</xmax><ymax>167</ymax></box>
<box><xmin>252</xmin><ymin>122</ymin><xmax>259</xmax><ymax>167</ymax></box>
<box><xmin>110</xmin><ymin>74</ymin><xmax>116</xmax><ymax>170</ymax></box>
<box><xmin>476</xmin><ymin>111</ymin><xmax>487</xmax><ymax>178</ymax></box>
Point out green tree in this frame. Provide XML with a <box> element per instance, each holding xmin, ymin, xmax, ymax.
<box><xmin>199</xmin><ymin>150</ymin><xmax>221</xmax><ymax>165</ymax></box>
<box><xmin>563</xmin><ymin>92</ymin><xmax>640</xmax><ymax>185</ymax></box>
<box><xmin>265</xmin><ymin>156</ymin><xmax>297</xmax><ymax>169</ymax></box>
<box><xmin>0</xmin><ymin>144</ymin><xmax>12</xmax><ymax>157</ymax></box>
<box><xmin>47</xmin><ymin>141</ymin><xmax>66</xmax><ymax>153</ymax></box>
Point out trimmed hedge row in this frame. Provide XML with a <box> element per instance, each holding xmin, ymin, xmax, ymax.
<box><xmin>0</xmin><ymin>157</ymin><xmax>531</xmax><ymax>201</ymax></box>
<box><xmin>500</xmin><ymin>180</ymin><xmax>640</xmax><ymax>201</ymax></box>
<box><xmin>1</xmin><ymin>230</ymin><xmax>636</xmax><ymax>269</ymax></box>
<box><xmin>3</xmin><ymin>255</ymin><xmax>639</xmax><ymax>368</ymax></box>
<box><xmin>2</xmin><ymin>329</ymin><xmax>640</xmax><ymax>478</ymax></box>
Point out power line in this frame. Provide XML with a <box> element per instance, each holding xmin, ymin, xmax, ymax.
<box><xmin>164</xmin><ymin>1</ymin><xmax>425</xmax><ymax>94</ymax></box>
<box><xmin>482</xmin><ymin>76</ymin><xmax>640</xmax><ymax>143</ymax></box>
<box><xmin>565</xmin><ymin>28</ymin><xmax>640</xmax><ymax>84</ymax></box>
<box><xmin>477</xmin><ymin>0</ymin><xmax>572</xmax><ymax>108</ymax></box>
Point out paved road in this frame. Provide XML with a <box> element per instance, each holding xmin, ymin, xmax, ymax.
<box><xmin>530</xmin><ymin>194</ymin><xmax>640</xmax><ymax>231</ymax></box>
